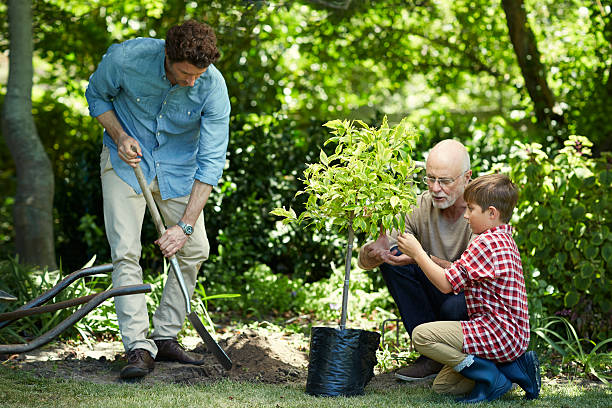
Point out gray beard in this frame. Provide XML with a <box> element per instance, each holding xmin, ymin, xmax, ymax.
<box><xmin>432</xmin><ymin>195</ymin><xmax>458</xmax><ymax>210</ymax></box>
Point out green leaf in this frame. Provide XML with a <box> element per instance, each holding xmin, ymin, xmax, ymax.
<box><xmin>323</xmin><ymin>119</ymin><xmax>343</xmax><ymax>130</ymax></box>
<box><xmin>353</xmin><ymin>217</ymin><xmax>367</xmax><ymax>233</ymax></box>
<box><xmin>564</xmin><ymin>291</ymin><xmax>580</xmax><ymax>308</ymax></box>
<box><xmin>573</xmin><ymin>274</ymin><xmax>590</xmax><ymax>291</ymax></box>
<box><xmin>575</xmin><ymin>167</ymin><xmax>594</xmax><ymax>179</ymax></box>
<box><xmin>269</xmin><ymin>207</ymin><xmax>297</xmax><ymax>220</ymax></box>
<box><xmin>602</xmin><ymin>243</ymin><xmax>612</xmax><ymax>263</ymax></box>
<box><xmin>580</xmin><ymin>263</ymin><xmax>594</xmax><ymax>279</ymax></box>
<box><xmin>599</xmin><ymin>170</ymin><xmax>612</xmax><ymax>186</ymax></box>
<box><xmin>536</xmin><ymin>206</ymin><xmax>550</xmax><ymax>219</ymax></box>
<box><xmin>583</xmin><ymin>176</ymin><xmax>597</xmax><ymax>187</ymax></box>
<box><xmin>370</xmin><ymin>222</ymin><xmax>378</xmax><ymax>237</ymax></box>
<box><xmin>556</xmin><ymin>252</ymin><xmax>567</xmax><ymax>265</ymax></box>
<box><xmin>526</xmin><ymin>164</ymin><xmax>539</xmax><ymax>179</ymax></box>
<box><xmin>390</xmin><ymin>196</ymin><xmax>400</xmax><ymax>208</ymax></box>
<box><xmin>529</xmin><ymin>230</ymin><xmax>543</xmax><ymax>247</ymax></box>
<box><xmin>591</xmin><ymin>231</ymin><xmax>604</xmax><ymax>245</ymax></box>
<box><xmin>582</xmin><ymin>245</ymin><xmax>598</xmax><ymax>259</ymax></box>
<box><xmin>571</xmin><ymin>205</ymin><xmax>586</xmax><ymax>219</ymax></box>
<box><xmin>319</xmin><ymin>149</ymin><xmax>329</xmax><ymax>166</ymax></box>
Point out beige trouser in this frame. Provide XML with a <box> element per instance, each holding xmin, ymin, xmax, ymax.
<box><xmin>100</xmin><ymin>146</ymin><xmax>209</xmax><ymax>357</ymax></box>
<box><xmin>412</xmin><ymin>321</ymin><xmax>475</xmax><ymax>395</ymax></box>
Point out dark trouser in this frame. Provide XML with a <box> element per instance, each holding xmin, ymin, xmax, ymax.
<box><xmin>380</xmin><ymin>262</ymin><xmax>468</xmax><ymax>336</ymax></box>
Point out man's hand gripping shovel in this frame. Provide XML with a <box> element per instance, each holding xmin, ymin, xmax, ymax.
<box><xmin>132</xmin><ymin>158</ymin><xmax>232</xmax><ymax>370</ymax></box>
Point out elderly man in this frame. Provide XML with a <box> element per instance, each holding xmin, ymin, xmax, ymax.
<box><xmin>358</xmin><ymin>139</ymin><xmax>473</xmax><ymax>383</ymax></box>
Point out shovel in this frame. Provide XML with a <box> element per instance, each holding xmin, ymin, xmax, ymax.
<box><xmin>132</xmin><ymin>163</ymin><xmax>232</xmax><ymax>370</ymax></box>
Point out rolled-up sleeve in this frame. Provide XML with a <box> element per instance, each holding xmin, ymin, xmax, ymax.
<box><xmin>195</xmin><ymin>79</ymin><xmax>230</xmax><ymax>186</ymax></box>
<box><xmin>445</xmin><ymin>263</ymin><xmax>467</xmax><ymax>294</ymax></box>
<box><xmin>85</xmin><ymin>43</ymin><xmax>123</xmax><ymax>118</ymax></box>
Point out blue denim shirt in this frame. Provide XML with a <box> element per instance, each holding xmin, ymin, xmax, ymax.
<box><xmin>85</xmin><ymin>37</ymin><xmax>230</xmax><ymax>199</ymax></box>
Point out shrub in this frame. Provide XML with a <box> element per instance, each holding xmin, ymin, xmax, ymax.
<box><xmin>234</xmin><ymin>263</ymin><xmax>307</xmax><ymax>317</ymax></box>
<box><xmin>533</xmin><ymin>316</ymin><xmax>612</xmax><ymax>383</ymax></box>
<box><xmin>500</xmin><ymin>136</ymin><xmax>612</xmax><ymax>342</ymax></box>
<box><xmin>302</xmin><ymin>259</ymin><xmax>395</xmax><ymax>323</ymax></box>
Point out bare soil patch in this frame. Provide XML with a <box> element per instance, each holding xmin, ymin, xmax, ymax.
<box><xmin>1</xmin><ymin>327</ymin><xmax>406</xmax><ymax>391</ymax></box>
<box><xmin>2</xmin><ymin>328</ymin><xmax>305</xmax><ymax>385</ymax></box>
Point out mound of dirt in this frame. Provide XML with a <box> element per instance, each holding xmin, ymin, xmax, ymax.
<box><xmin>3</xmin><ymin>328</ymin><xmax>309</xmax><ymax>385</ymax></box>
<box><xmin>4</xmin><ymin>326</ymin><xmax>420</xmax><ymax>393</ymax></box>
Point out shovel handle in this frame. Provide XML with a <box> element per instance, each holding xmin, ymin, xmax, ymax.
<box><xmin>133</xmin><ymin>165</ymin><xmax>166</xmax><ymax>237</ymax></box>
<box><xmin>132</xmin><ymin>163</ymin><xmax>191</xmax><ymax>314</ymax></box>
<box><xmin>132</xmin><ymin>163</ymin><xmax>232</xmax><ymax>370</ymax></box>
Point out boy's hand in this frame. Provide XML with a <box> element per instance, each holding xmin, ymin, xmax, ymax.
<box><xmin>397</xmin><ymin>233</ymin><xmax>425</xmax><ymax>259</ymax></box>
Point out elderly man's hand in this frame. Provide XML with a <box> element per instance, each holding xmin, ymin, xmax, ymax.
<box><xmin>380</xmin><ymin>247</ymin><xmax>416</xmax><ymax>266</ymax></box>
<box><xmin>363</xmin><ymin>234</ymin><xmax>389</xmax><ymax>265</ymax></box>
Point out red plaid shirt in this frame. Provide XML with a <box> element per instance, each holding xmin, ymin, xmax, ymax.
<box><xmin>445</xmin><ymin>224</ymin><xmax>530</xmax><ymax>362</ymax></box>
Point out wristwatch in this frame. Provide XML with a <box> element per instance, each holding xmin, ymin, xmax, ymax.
<box><xmin>177</xmin><ymin>220</ymin><xmax>193</xmax><ymax>236</ymax></box>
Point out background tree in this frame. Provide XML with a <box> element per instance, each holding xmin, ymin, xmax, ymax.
<box><xmin>1</xmin><ymin>0</ymin><xmax>56</xmax><ymax>270</ymax></box>
<box><xmin>501</xmin><ymin>0</ymin><xmax>564</xmax><ymax>130</ymax></box>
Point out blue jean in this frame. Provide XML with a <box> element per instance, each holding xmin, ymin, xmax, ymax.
<box><xmin>380</xmin><ymin>262</ymin><xmax>468</xmax><ymax>336</ymax></box>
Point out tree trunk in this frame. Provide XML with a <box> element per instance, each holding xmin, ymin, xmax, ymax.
<box><xmin>501</xmin><ymin>0</ymin><xmax>564</xmax><ymax>129</ymax></box>
<box><xmin>1</xmin><ymin>0</ymin><xmax>57</xmax><ymax>270</ymax></box>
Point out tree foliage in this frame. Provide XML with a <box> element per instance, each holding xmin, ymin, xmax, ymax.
<box><xmin>0</xmin><ymin>0</ymin><xmax>610</xmax><ymax>338</ymax></box>
<box><xmin>505</xmin><ymin>136</ymin><xmax>612</xmax><ymax>340</ymax></box>
<box><xmin>273</xmin><ymin>117</ymin><xmax>420</xmax><ymax>237</ymax></box>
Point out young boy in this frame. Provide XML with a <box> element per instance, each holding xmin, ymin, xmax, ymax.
<box><xmin>397</xmin><ymin>173</ymin><xmax>540</xmax><ymax>403</ymax></box>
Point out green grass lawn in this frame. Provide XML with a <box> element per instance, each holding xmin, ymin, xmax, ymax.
<box><xmin>0</xmin><ymin>366</ymin><xmax>610</xmax><ymax>408</ymax></box>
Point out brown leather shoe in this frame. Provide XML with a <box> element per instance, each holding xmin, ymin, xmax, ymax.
<box><xmin>154</xmin><ymin>339</ymin><xmax>204</xmax><ymax>365</ymax></box>
<box><xmin>120</xmin><ymin>349</ymin><xmax>154</xmax><ymax>379</ymax></box>
<box><xmin>395</xmin><ymin>355</ymin><xmax>443</xmax><ymax>382</ymax></box>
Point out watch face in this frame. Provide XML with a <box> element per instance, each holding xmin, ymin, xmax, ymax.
<box><xmin>185</xmin><ymin>225</ymin><xmax>193</xmax><ymax>235</ymax></box>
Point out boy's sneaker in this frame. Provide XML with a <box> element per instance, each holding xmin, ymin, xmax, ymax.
<box><xmin>395</xmin><ymin>355</ymin><xmax>443</xmax><ymax>381</ymax></box>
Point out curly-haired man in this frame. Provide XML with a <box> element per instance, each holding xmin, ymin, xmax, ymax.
<box><xmin>86</xmin><ymin>20</ymin><xmax>230</xmax><ymax>379</ymax></box>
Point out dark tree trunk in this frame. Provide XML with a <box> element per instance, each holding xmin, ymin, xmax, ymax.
<box><xmin>1</xmin><ymin>0</ymin><xmax>57</xmax><ymax>270</ymax></box>
<box><xmin>501</xmin><ymin>0</ymin><xmax>564</xmax><ymax>129</ymax></box>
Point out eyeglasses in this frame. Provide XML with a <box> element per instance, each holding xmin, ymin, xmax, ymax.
<box><xmin>422</xmin><ymin>171</ymin><xmax>468</xmax><ymax>187</ymax></box>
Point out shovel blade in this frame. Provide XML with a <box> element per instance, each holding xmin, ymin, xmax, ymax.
<box><xmin>188</xmin><ymin>311</ymin><xmax>232</xmax><ymax>370</ymax></box>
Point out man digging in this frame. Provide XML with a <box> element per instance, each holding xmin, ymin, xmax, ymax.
<box><xmin>86</xmin><ymin>20</ymin><xmax>230</xmax><ymax>379</ymax></box>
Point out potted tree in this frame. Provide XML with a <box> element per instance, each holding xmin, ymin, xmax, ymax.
<box><xmin>272</xmin><ymin>117</ymin><xmax>420</xmax><ymax>396</ymax></box>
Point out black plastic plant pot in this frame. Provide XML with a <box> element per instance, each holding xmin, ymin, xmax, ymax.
<box><xmin>305</xmin><ymin>326</ymin><xmax>380</xmax><ymax>397</ymax></box>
